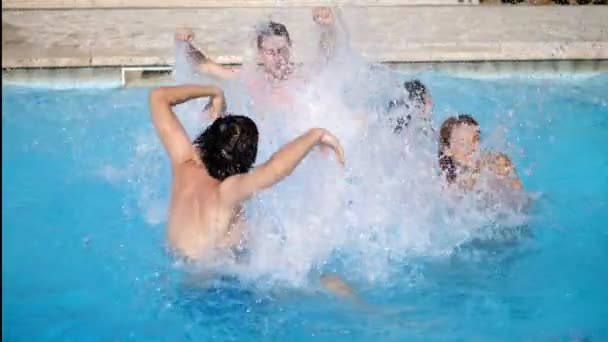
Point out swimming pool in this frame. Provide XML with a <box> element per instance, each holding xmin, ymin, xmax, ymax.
<box><xmin>3</xmin><ymin>72</ymin><xmax>608</xmax><ymax>341</ymax></box>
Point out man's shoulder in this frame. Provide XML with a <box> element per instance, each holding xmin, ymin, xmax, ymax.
<box><xmin>173</xmin><ymin>164</ymin><xmax>219</xmax><ymax>192</ymax></box>
<box><xmin>173</xmin><ymin>159</ymin><xmax>207</xmax><ymax>175</ymax></box>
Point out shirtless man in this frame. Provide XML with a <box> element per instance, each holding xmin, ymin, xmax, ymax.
<box><xmin>176</xmin><ymin>8</ymin><xmax>338</xmax><ymax>81</ymax></box>
<box><xmin>176</xmin><ymin>21</ymin><xmax>297</xmax><ymax>112</ymax></box>
<box><xmin>149</xmin><ymin>84</ymin><xmax>345</xmax><ymax>262</ymax></box>
<box><xmin>174</xmin><ymin>8</ymin><xmax>340</xmax><ymax>111</ymax></box>
<box><xmin>175</xmin><ymin>21</ymin><xmax>293</xmax><ymax>83</ymax></box>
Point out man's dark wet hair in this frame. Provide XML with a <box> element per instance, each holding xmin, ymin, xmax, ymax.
<box><xmin>257</xmin><ymin>21</ymin><xmax>292</xmax><ymax>49</ymax></box>
<box><xmin>193</xmin><ymin>115</ymin><xmax>259</xmax><ymax>181</ymax></box>
<box><xmin>438</xmin><ymin>114</ymin><xmax>480</xmax><ymax>182</ymax></box>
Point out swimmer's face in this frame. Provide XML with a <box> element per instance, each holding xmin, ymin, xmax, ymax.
<box><xmin>258</xmin><ymin>35</ymin><xmax>291</xmax><ymax>78</ymax></box>
<box><xmin>449</xmin><ymin>123</ymin><xmax>480</xmax><ymax>165</ymax></box>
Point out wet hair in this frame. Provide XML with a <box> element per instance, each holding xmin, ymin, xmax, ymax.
<box><xmin>438</xmin><ymin>114</ymin><xmax>480</xmax><ymax>182</ymax></box>
<box><xmin>257</xmin><ymin>21</ymin><xmax>291</xmax><ymax>49</ymax></box>
<box><xmin>193</xmin><ymin>115</ymin><xmax>259</xmax><ymax>181</ymax></box>
<box><xmin>387</xmin><ymin>79</ymin><xmax>429</xmax><ymax>133</ymax></box>
<box><xmin>403</xmin><ymin>79</ymin><xmax>428</xmax><ymax>105</ymax></box>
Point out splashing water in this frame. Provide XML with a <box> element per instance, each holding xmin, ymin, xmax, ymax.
<box><xmin>128</xmin><ymin>9</ymin><xmax>533</xmax><ymax>288</ymax></box>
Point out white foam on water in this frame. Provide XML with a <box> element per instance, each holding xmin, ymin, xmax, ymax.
<box><xmin>127</xmin><ymin>12</ymin><xmax>533</xmax><ymax>288</ymax></box>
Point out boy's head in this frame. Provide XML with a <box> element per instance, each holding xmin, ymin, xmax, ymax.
<box><xmin>193</xmin><ymin>115</ymin><xmax>259</xmax><ymax>180</ymax></box>
<box><xmin>388</xmin><ymin>79</ymin><xmax>429</xmax><ymax>111</ymax></box>
<box><xmin>438</xmin><ymin>114</ymin><xmax>480</xmax><ymax>181</ymax></box>
<box><xmin>404</xmin><ymin>79</ymin><xmax>433</xmax><ymax>116</ymax></box>
<box><xmin>404</xmin><ymin>80</ymin><xmax>427</xmax><ymax>103</ymax></box>
<box><xmin>256</xmin><ymin>21</ymin><xmax>292</xmax><ymax>79</ymax></box>
<box><xmin>439</xmin><ymin>114</ymin><xmax>480</xmax><ymax>160</ymax></box>
<box><xmin>387</xmin><ymin>79</ymin><xmax>433</xmax><ymax>132</ymax></box>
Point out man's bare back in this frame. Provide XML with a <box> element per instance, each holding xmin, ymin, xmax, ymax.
<box><xmin>168</xmin><ymin>161</ymin><xmax>245</xmax><ymax>260</ymax></box>
<box><xmin>149</xmin><ymin>84</ymin><xmax>344</xmax><ymax>263</ymax></box>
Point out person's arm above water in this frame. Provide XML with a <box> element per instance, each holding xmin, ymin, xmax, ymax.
<box><xmin>313</xmin><ymin>7</ymin><xmax>350</xmax><ymax>65</ymax></box>
<box><xmin>149</xmin><ymin>85</ymin><xmax>225</xmax><ymax>165</ymax></box>
<box><xmin>219</xmin><ymin>128</ymin><xmax>345</xmax><ymax>204</ymax></box>
<box><xmin>313</xmin><ymin>7</ymin><xmax>337</xmax><ymax>64</ymax></box>
<box><xmin>175</xmin><ymin>28</ymin><xmax>240</xmax><ymax>81</ymax></box>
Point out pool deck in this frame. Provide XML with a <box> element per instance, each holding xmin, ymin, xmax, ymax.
<box><xmin>2</xmin><ymin>5</ymin><xmax>608</xmax><ymax>70</ymax></box>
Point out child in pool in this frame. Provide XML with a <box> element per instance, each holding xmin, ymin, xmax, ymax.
<box><xmin>438</xmin><ymin>114</ymin><xmax>522</xmax><ymax>191</ymax></box>
<box><xmin>482</xmin><ymin>151</ymin><xmax>523</xmax><ymax>190</ymax></box>
<box><xmin>149</xmin><ymin>84</ymin><xmax>345</xmax><ymax>262</ymax></box>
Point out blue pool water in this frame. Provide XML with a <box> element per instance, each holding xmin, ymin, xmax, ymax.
<box><xmin>3</xmin><ymin>72</ymin><xmax>608</xmax><ymax>341</ymax></box>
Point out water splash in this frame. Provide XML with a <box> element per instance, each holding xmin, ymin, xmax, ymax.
<box><xmin>129</xmin><ymin>10</ymin><xmax>533</xmax><ymax>288</ymax></box>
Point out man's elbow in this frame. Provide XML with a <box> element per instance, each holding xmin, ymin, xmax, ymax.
<box><xmin>148</xmin><ymin>89</ymin><xmax>174</xmax><ymax>121</ymax></box>
<box><xmin>149</xmin><ymin>87</ymin><xmax>167</xmax><ymax>102</ymax></box>
<box><xmin>207</xmin><ymin>85</ymin><xmax>224</xmax><ymax>98</ymax></box>
<box><xmin>149</xmin><ymin>88</ymin><xmax>173</xmax><ymax>110</ymax></box>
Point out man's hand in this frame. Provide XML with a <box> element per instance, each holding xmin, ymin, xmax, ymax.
<box><xmin>175</xmin><ymin>27</ymin><xmax>239</xmax><ymax>80</ymax></box>
<box><xmin>175</xmin><ymin>27</ymin><xmax>195</xmax><ymax>41</ymax></box>
<box><xmin>319</xmin><ymin>129</ymin><xmax>345</xmax><ymax>165</ymax></box>
<box><xmin>218</xmin><ymin>128</ymin><xmax>345</xmax><ymax>205</ymax></box>
<box><xmin>176</xmin><ymin>28</ymin><xmax>208</xmax><ymax>64</ymax></box>
<box><xmin>149</xmin><ymin>85</ymin><xmax>225</xmax><ymax>165</ymax></box>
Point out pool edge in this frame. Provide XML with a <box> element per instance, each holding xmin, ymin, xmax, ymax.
<box><xmin>3</xmin><ymin>60</ymin><xmax>608</xmax><ymax>89</ymax></box>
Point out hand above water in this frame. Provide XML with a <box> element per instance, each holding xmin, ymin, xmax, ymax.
<box><xmin>175</xmin><ymin>27</ymin><xmax>209</xmax><ymax>65</ymax></box>
<box><xmin>175</xmin><ymin>27</ymin><xmax>195</xmax><ymax>41</ymax></box>
<box><xmin>318</xmin><ymin>129</ymin><xmax>345</xmax><ymax>166</ymax></box>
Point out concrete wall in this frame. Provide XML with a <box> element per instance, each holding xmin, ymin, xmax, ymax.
<box><xmin>2</xmin><ymin>0</ymin><xmax>479</xmax><ymax>9</ymax></box>
<box><xmin>3</xmin><ymin>6</ymin><xmax>607</xmax><ymax>69</ymax></box>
